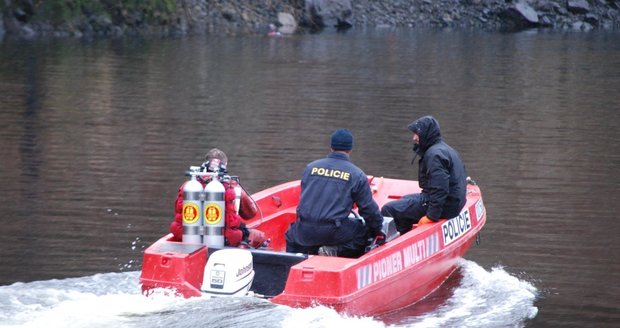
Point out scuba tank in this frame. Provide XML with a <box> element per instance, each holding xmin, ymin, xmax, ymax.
<box><xmin>203</xmin><ymin>175</ymin><xmax>226</xmax><ymax>247</ymax></box>
<box><xmin>182</xmin><ymin>167</ymin><xmax>205</xmax><ymax>244</ymax></box>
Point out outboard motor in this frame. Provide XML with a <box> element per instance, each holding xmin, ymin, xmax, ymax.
<box><xmin>182</xmin><ymin>168</ymin><xmax>205</xmax><ymax>244</ymax></box>
<box><xmin>204</xmin><ymin>177</ymin><xmax>225</xmax><ymax>247</ymax></box>
<box><xmin>202</xmin><ymin>249</ymin><xmax>254</xmax><ymax>297</ymax></box>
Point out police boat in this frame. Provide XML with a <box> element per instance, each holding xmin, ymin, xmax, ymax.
<box><xmin>140</xmin><ymin>174</ymin><xmax>486</xmax><ymax>316</ymax></box>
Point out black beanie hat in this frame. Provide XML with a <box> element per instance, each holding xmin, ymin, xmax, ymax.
<box><xmin>331</xmin><ymin>128</ymin><xmax>353</xmax><ymax>151</ymax></box>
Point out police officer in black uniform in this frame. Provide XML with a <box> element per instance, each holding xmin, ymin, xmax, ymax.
<box><xmin>285</xmin><ymin>128</ymin><xmax>386</xmax><ymax>258</ymax></box>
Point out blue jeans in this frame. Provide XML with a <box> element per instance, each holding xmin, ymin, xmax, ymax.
<box><xmin>380</xmin><ymin>193</ymin><xmax>428</xmax><ymax>234</ymax></box>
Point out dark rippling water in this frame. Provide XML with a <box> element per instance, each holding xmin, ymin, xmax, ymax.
<box><xmin>1</xmin><ymin>29</ymin><xmax>619</xmax><ymax>327</ymax></box>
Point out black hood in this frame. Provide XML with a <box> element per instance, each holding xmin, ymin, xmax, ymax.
<box><xmin>407</xmin><ymin>115</ymin><xmax>442</xmax><ymax>155</ymax></box>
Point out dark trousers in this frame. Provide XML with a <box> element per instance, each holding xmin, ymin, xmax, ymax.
<box><xmin>285</xmin><ymin>219</ymin><xmax>369</xmax><ymax>258</ymax></box>
<box><xmin>380</xmin><ymin>193</ymin><xmax>428</xmax><ymax>234</ymax></box>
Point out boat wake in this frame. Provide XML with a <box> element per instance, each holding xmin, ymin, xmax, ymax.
<box><xmin>0</xmin><ymin>260</ymin><xmax>537</xmax><ymax>328</ymax></box>
<box><xmin>377</xmin><ymin>259</ymin><xmax>539</xmax><ymax>327</ymax></box>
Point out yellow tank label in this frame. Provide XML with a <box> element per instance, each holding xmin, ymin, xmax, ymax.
<box><xmin>204</xmin><ymin>204</ymin><xmax>223</xmax><ymax>225</ymax></box>
<box><xmin>182</xmin><ymin>203</ymin><xmax>200</xmax><ymax>224</ymax></box>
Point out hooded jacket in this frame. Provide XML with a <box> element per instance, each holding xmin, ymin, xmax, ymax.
<box><xmin>408</xmin><ymin>116</ymin><xmax>467</xmax><ymax>220</ymax></box>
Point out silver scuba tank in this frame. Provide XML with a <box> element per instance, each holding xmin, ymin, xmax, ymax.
<box><xmin>203</xmin><ymin>177</ymin><xmax>226</xmax><ymax>247</ymax></box>
<box><xmin>182</xmin><ymin>170</ymin><xmax>204</xmax><ymax>244</ymax></box>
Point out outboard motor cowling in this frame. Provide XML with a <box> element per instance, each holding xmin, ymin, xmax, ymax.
<box><xmin>201</xmin><ymin>249</ymin><xmax>254</xmax><ymax>297</ymax></box>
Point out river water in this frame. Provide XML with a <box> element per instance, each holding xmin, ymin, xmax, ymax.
<box><xmin>0</xmin><ymin>28</ymin><xmax>619</xmax><ymax>327</ymax></box>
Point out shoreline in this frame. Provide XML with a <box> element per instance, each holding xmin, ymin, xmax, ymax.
<box><xmin>1</xmin><ymin>0</ymin><xmax>618</xmax><ymax>41</ymax></box>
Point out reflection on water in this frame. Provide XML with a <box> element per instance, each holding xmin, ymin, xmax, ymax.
<box><xmin>1</xmin><ymin>29</ymin><xmax>619</xmax><ymax>326</ymax></box>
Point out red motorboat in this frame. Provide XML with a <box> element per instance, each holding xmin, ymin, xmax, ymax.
<box><xmin>140</xmin><ymin>176</ymin><xmax>486</xmax><ymax>316</ymax></box>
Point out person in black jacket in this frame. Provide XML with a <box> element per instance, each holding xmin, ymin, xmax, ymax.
<box><xmin>381</xmin><ymin>116</ymin><xmax>467</xmax><ymax>234</ymax></box>
<box><xmin>285</xmin><ymin>128</ymin><xmax>385</xmax><ymax>257</ymax></box>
